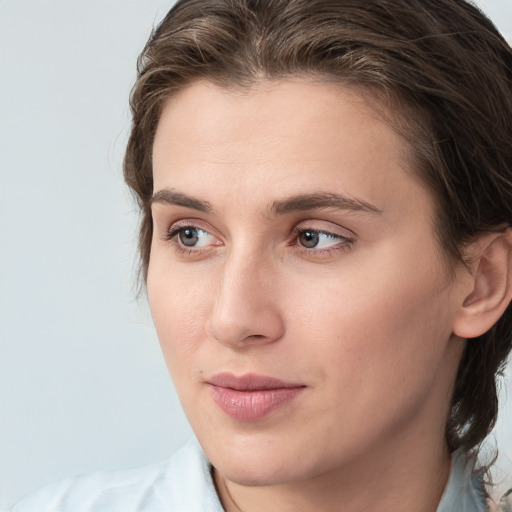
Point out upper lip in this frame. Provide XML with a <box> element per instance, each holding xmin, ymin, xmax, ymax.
<box><xmin>207</xmin><ymin>372</ymin><xmax>305</xmax><ymax>391</ymax></box>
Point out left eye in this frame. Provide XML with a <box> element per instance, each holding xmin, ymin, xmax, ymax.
<box><xmin>175</xmin><ymin>227</ymin><xmax>216</xmax><ymax>247</ymax></box>
<box><xmin>297</xmin><ymin>230</ymin><xmax>344</xmax><ymax>249</ymax></box>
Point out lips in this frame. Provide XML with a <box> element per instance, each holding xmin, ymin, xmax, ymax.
<box><xmin>207</xmin><ymin>373</ymin><xmax>305</xmax><ymax>421</ymax></box>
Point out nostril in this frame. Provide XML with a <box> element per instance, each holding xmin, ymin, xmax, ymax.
<box><xmin>206</xmin><ymin>299</ymin><xmax>285</xmax><ymax>347</ymax></box>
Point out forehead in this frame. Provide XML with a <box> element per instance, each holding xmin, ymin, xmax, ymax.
<box><xmin>151</xmin><ymin>79</ymin><xmax>433</xmax><ymax>224</ymax></box>
<box><xmin>154</xmin><ymin>79</ymin><xmax>400</xmax><ymax>154</ymax></box>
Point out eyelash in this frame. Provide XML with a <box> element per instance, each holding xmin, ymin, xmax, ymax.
<box><xmin>163</xmin><ymin>222</ymin><xmax>356</xmax><ymax>257</ymax></box>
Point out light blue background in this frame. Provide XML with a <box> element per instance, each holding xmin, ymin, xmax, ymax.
<box><xmin>0</xmin><ymin>0</ymin><xmax>511</xmax><ymax>508</ymax></box>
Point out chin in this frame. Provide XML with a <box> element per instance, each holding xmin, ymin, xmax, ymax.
<box><xmin>217</xmin><ymin>460</ymin><xmax>306</xmax><ymax>487</ymax></box>
<box><xmin>205</xmin><ymin>435</ymin><xmax>325</xmax><ymax>487</ymax></box>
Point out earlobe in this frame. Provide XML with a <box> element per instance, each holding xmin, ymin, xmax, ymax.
<box><xmin>453</xmin><ymin>229</ymin><xmax>512</xmax><ymax>339</ymax></box>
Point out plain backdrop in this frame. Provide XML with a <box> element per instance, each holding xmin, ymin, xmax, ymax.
<box><xmin>0</xmin><ymin>0</ymin><xmax>511</xmax><ymax>509</ymax></box>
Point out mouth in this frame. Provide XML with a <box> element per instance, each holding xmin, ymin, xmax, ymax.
<box><xmin>207</xmin><ymin>373</ymin><xmax>306</xmax><ymax>421</ymax></box>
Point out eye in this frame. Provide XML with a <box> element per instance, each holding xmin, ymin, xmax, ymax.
<box><xmin>178</xmin><ymin>227</ymin><xmax>209</xmax><ymax>247</ymax></box>
<box><xmin>297</xmin><ymin>230</ymin><xmax>343</xmax><ymax>249</ymax></box>
<box><xmin>293</xmin><ymin>226</ymin><xmax>355</xmax><ymax>255</ymax></box>
<box><xmin>165</xmin><ymin>222</ymin><xmax>219</xmax><ymax>251</ymax></box>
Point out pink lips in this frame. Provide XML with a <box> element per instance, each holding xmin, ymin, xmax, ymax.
<box><xmin>207</xmin><ymin>373</ymin><xmax>305</xmax><ymax>421</ymax></box>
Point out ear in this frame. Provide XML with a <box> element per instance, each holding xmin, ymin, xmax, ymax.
<box><xmin>453</xmin><ymin>229</ymin><xmax>512</xmax><ymax>339</ymax></box>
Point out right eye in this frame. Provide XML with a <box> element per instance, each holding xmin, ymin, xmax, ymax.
<box><xmin>165</xmin><ymin>223</ymin><xmax>220</xmax><ymax>252</ymax></box>
<box><xmin>177</xmin><ymin>227</ymin><xmax>209</xmax><ymax>247</ymax></box>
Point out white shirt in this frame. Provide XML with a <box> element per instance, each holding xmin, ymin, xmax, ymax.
<box><xmin>11</xmin><ymin>438</ymin><xmax>487</xmax><ymax>512</ymax></box>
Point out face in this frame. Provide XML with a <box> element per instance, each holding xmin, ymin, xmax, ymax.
<box><xmin>148</xmin><ymin>80</ymin><xmax>465</xmax><ymax>486</ymax></box>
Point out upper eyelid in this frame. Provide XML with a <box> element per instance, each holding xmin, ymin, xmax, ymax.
<box><xmin>295</xmin><ymin>227</ymin><xmax>348</xmax><ymax>236</ymax></box>
<box><xmin>166</xmin><ymin>218</ymin><xmax>215</xmax><ymax>233</ymax></box>
<box><xmin>292</xmin><ymin>223</ymin><xmax>356</xmax><ymax>239</ymax></box>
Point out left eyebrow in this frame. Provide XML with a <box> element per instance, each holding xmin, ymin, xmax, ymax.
<box><xmin>269</xmin><ymin>192</ymin><xmax>383</xmax><ymax>215</ymax></box>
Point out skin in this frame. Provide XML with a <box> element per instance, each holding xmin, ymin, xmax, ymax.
<box><xmin>148</xmin><ymin>79</ymin><xmax>471</xmax><ymax>512</ymax></box>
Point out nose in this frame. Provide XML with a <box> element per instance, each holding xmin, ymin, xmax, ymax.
<box><xmin>205</xmin><ymin>251</ymin><xmax>285</xmax><ymax>348</ymax></box>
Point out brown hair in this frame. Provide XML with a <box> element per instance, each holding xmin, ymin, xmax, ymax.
<box><xmin>124</xmin><ymin>0</ymin><xmax>512</xmax><ymax>455</ymax></box>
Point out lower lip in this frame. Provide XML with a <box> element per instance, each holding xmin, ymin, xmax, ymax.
<box><xmin>209</xmin><ymin>385</ymin><xmax>304</xmax><ymax>421</ymax></box>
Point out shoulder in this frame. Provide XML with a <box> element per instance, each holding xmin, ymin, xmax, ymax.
<box><xmin>437</xmin><ymin>449</ymin><xmax>488</xmax><ymax>512</ymax></box>
<box><xmin>10</xmin><ymin>438</ymin><xmax>223</xmax><ymax>512</ymax></box>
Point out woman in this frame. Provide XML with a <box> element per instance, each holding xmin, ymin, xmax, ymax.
<box><xmin>12</xmin><ymin>0</ymin><xmax>512</xmax><ymax>510</ymax></box>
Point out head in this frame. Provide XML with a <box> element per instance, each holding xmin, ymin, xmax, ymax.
<box><xmin>124</xmin><ymin>0</ymin><xmax>512</xmax><ymax>471</ymax></box>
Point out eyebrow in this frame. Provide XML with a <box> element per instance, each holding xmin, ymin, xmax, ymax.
<box><xmin>151</xmin><ymin>189</ymin><xmax>382</xmax><ymax>216</ymax></box>
<box><xmin>151</xmin><ymin>189</ymin><xmax>213</xmax><ymax>213</ymax></box>
<box><xmin>269</xmin><ymin>192</ymin><xmax>382</xmax><ymax>215</ymax></box>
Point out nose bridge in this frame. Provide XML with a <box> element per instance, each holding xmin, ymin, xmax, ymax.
<box><xmin>206</xmin><ymin>245</ymin><xmax>284</xmax><ymax>347</ymax></box>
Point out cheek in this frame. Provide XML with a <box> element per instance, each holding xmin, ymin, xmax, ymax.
<box><xmin>295</xmin><ymin>255</ymin><xmax>456</xmax><ymax>419</ymax></box>
<box><xmin>147</xmin><ymin>261</ymin><xmax>212</xmax><ymax>375</ymax></box>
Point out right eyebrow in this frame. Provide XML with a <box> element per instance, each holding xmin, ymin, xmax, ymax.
<box><xmin>150</xmin><ymin>189</ymin><xmax>213</xmax><ymax>213</ymax></box>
